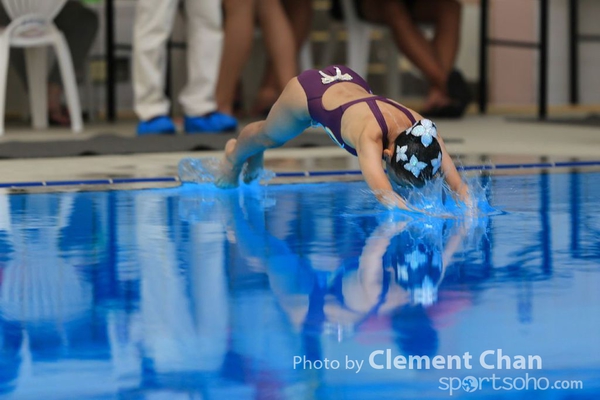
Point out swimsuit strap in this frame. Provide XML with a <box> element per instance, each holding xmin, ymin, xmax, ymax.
<box><xmin>340</xmin><ymin>96</ymin><xmax>416</xmax><ymax>125</ymax></box>
<box><xmin>365</xmin><ymin>100</ymin><xmax>389</xmax><ymax>149</ymax></box>
<box><xmin>378</xmin><ymin>97</ymin><xmax>417</xmax><ymax>125</ymax></box>
<box><xmin>339</xmin><ymin>96</ymin><xmax>417</xmax><ymax>150</ymax></box>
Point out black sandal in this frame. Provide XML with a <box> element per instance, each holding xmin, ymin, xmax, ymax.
<box><xmin>421</xmin><ymin>102</ymin><xmax>465</xmax><ymax>119</ymax></box>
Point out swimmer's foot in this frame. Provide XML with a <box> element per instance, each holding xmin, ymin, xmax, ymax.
<box><xmin>215</xmin><ymin>139</ymin><xmax>242</xmax><ymax>188</ymax></box>
<box><xmin>243</xmin><ymin>151</ymin><xmax>264</xmax><ymax>184</ymax></box>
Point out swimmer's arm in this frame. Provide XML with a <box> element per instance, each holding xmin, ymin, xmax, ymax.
<box><xmin>437</xmin><ymin>135</ymin><xmax>471</xmax><ymax>205</ymax></box>
<box><xmin>359</xmin><ymin>220</ymin><xmax>408</xmax><ymax>273</ymax></box>
<box><xmin>442</xmin><ymin>223</ymin><xmax>468</xmax><ymax>267</ymax></box>
<box><xmin>356</xmin><ymin>137</ymin><xmax>410</xmax><ymax>210</ymax></box>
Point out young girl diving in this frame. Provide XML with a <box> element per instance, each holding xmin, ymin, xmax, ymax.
<box><xmin>216</xmin><ymin>65</ymin><xmax>470</xmax><ymax>212</ymax></box>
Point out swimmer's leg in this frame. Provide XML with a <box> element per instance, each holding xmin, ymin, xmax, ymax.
<box><xmin>215</xmin><ymin>130</ymin><xmax>265</xmax><ymax>186</ymax></box>
<box><xmin>216</xmin><ymin>78</ymin><xmax>311</xmax><ymax>188</ymax></box>
<box><xmin>217</xmin><ymin>138</ymin><xmax>243</xmax><ymax>188</ymax></box>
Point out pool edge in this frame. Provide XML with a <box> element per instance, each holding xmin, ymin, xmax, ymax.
<box><xmin>1</xmin><ymin>160</ymin><xmax>600</xmax><ymax>192</ymax></box>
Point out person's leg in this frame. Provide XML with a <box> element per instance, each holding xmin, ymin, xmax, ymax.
<box><xmin>48</xmin><ymin>2</ymin><xmax>99</xmax><ymax>124</ymax></box>
<box><xmin>412</xmin><ymin>0</ymin><xmax>470</xmax><ymax>115</ymax></box>
<box><xmin>215</xmin><ymin>0</ymin><xmax>257</xmax><ymax>116</ymax></box>
<box><xmin>254</xmin><ymin>0</ymin><xmax>313</xmax><ymax>116</ymax></box>
<box><xmin>411</xmin><ymin>0</ymin><xmax>462</xmax><ymax>76</ymax></box>
<box><xmin>132</xmin><ymin>0</ymin><xmax>179</xmax><ymax>122</ymax></box>
<box><xmin>256</xmin><ymin>0</ymin><xmax>297</xmax><ymax>96</ymax></box>
<box><xmin>360</xmin><ymin>0</ymin><xmax>446</xmax><ymax>90</ymax></box>
<box><xmin>359</xmin><ymin>0</ymin><xmax>450</xmax><ymax>111</ymax></box>
<box><xmin>217</xmin><ymin>77</ymin><xmax>311</xmax><ymax>187</ymax></box>
<box><xmin>179</xmin><ymin>0</ymin><xmax>223</xmax><ymax>117</ymax></box>
<box><xmin>285</xmin><ymin>0</ymin><xmax>314</xmax><ymax>48</ymax></box>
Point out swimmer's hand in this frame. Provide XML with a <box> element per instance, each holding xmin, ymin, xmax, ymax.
<box><xmin>374</xmin><ymin>190</ymin><xmax>409</xmax><ymax>210</ymax></box>
<box><xmin>374</xmin><ymin>190</ymin><xmax>455</xmax><ymax>218</ymax></box>
<box><xmin>454</xmin><ymin>182</ymin><xmax>477</xmax><ymax>212</ymax></box>
<box><xmin>461</xmin><ymin>191</ymin><xmax>478</xmax><ymax>217</ymax></box>
<box><xmin>374</xmin><ymin>190</ymin><xmax>424</xmax><ymax>214</ymax></box>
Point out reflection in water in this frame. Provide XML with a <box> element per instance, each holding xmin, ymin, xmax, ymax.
<box><xmin>0</xmin><ymin>173</ymin><xmax>599</xmax><ymax>399</ymax></box>
<box><xmin>229</xmin><ymin>192</ymin><xmax>478</xmax><ymax>365</ymax></box>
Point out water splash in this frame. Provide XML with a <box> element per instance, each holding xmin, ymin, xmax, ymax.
<box><xmin>178</xmin><ymin>157</ymin><xmax>498</xmax><ymax>219</ymax></box>
<box><xmin>391</xmin><ymin>171</ymin><xmax>498</xmax><ymax>219</ymax></box>
<box><xmin>178</xmin><ymin>157</ymin><xmax>222</xmax><ymax>184</ymax></box>
<box><xmin>178</xmin><ymin>157</ymin><xmax>276</xmax><ymax>185</ymax></box>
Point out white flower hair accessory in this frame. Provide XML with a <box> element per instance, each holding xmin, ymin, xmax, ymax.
<box><xmin>404</xmin><ymin>155</ymin><xmax>427</xmax><ymax>178</ymax></box>
<box><xmin>431</xmin><ymin>152</ymin><xmax>442</xmax><ymax>175</ymax></box>
<box><xmin>409</xmin><ymin>119</ymin><xmax>438</xmax><ymax>147</ymax></box>
<box><xmin>396</xmin><ymin>145</ymin><xmax>408</xmax><ymax>162</ymax></box>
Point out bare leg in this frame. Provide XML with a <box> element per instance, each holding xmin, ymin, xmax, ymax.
<box><xmin>361</xmin><ymin>0</ymin><xmax>446</xmax><ymax>90</ymax></box>
<box><xmin>48</xmin><ymin>83</ymin><xmax>70</xmax><ymax>125</ymax></box>
<box><xmin>256</xmin><ymin>0</ymin><xmax>297</xmax><ymax>97</ymax></box>
<box><xmin>360</xmin><ymin>0</ymin><xmax>450</xmax><ymax>111</ymax></box>
<box><xmin>412</xmin><ymin>0</ymin><xmax>462</xmax><ymax>110</ymax></box>
<box><xmin>254</xmin><ymin>0</ymin><xmax>313</xmax><ymax>115</ymax></box>
<box><xmin>216</xmin><ymin>78</ymin><xmax>311</xmax><ymax>188</ymax></box>
<box><xmin>215</xmin><ymin>0</ymin><xmax>257</xmax><ymax>116</ymax></box>
<box><xmin>412</xmin><ymin>0</ymin><xmax>462</xmax><ymax>75</ymax></box>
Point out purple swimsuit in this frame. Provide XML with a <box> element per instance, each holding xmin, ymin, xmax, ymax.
<box><xmin>297</xmin><ymin>65</ymin><xmax>416</xmax><ymax>156</ymax></box>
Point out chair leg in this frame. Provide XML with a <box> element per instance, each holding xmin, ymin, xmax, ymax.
<box><xmin>25</xmin><ymin>47</ymin><xmax>49</xmax><ymax>130</ymax></box>
<box><xmin>52</xmin><ymin>31</ymin><xmax>83</xmax><ymax>133</ymax></box>
<box><xmin>0</xmin><ymin>35</ymin><xmax>10</xmax><ymax>136</ymax></box>
<box><xmin>385</xmin><ymin>35</ymin><xmax>401</xmax><ymax>100</ymax></box>
<box><xmin>83</xmin><ymin>59</ymin><xmax>95</xmax><ymax>122</ymax></box>
<box><xmin>346</xmin><ymin>23</ymin><xmax>372</xmax><ymax>78</ymax></box>
<box><xmin>320</xmin><ymin>23</ymin><xmax>340</xmax><ymax>68</ymax></box>
<box><xmin>299</xmin><ymin>40</ymin><xmax>313</xmax><ymax>72</ymax></box>
<box><xmin>340</xmin><ymin>0</ymin><xmax>372</xmax><ymax>78</ymax></box>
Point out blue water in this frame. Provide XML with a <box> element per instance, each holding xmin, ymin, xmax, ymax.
<box><xmin>0</xmin><ymin>171</ymin><xmax>599</xmax><ymax>399</ymax></box>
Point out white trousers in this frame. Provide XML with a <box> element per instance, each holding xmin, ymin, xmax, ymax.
<box><xmin>133</xmin><ymin>0</ymin><xmax>223</xmax><ymax>120</ymax></box>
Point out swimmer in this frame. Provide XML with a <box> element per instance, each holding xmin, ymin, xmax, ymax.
<box><xmin>216</xmin><ymin>65</ymin><xmax>470</xmax><ymax>212</ymax></box>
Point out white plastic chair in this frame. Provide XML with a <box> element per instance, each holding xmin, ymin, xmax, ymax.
<box><xmin>0</xmin><ymin>0</ymin><xmax>83</xmax><ymax>135</ymax></box>
<box><xmin>321</xmin><ymin>0</ymin><xmax>401</xmax><ymax>99</ymax></box>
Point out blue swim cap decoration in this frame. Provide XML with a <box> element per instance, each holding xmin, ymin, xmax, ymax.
<box><xmin>407</xmin><ymin>119</ymin><xmax>437</xmax><ymax>147</ymax></box>
<box><xmin>391</xmin><ymin>223</ymin><xmax>444</xmax><ymax>306</ymax></box>
<box><xmin>396</xmin><ymin>145</ymin><xmax>408</xmax><ymax>163</ymax></box>
<box><xmin>404</xmin><ymin>155</ymin><xmax>428</xmax><ymax>178</ymax></box>
<box><xmin>431</xmin><ymin>152</ymin><xmax>443</xmax><ymax>175</ymax></box>
<box><xmin>390</xmin><ymin>119</ymin><xmax>443</xmax><ymax>186</ymax></box>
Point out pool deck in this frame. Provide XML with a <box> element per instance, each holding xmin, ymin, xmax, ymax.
<box><xmin>1</xmin><ymin>109</ymin><xmax>599</xmax><ymax>189</ymax></box>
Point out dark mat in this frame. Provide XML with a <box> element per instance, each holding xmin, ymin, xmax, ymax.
<box><xmin>508</xmin><ymin>113</ymin><xmax>600</xmax><ymax>127</ymax></box>
<box><xmin>0</xmin><ymin>131</ymin><xmax>331</xmax><ymax>159</ymax></box>
<box><xmin>0</xmin><ymin>130</ymin><xmax>463</xmax><ymax>159</ymax></box>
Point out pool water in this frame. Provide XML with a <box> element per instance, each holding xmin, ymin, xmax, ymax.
<box><xmin>0</xmin><ymin>171</ymin><xmax>599</xmax><ymax>399</ymax></box>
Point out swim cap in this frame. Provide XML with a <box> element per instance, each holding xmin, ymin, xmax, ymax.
<box><xmin>389</xmin><ymin>119</ymin><xmax>443</xmax><ymax>188</ymax></box>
